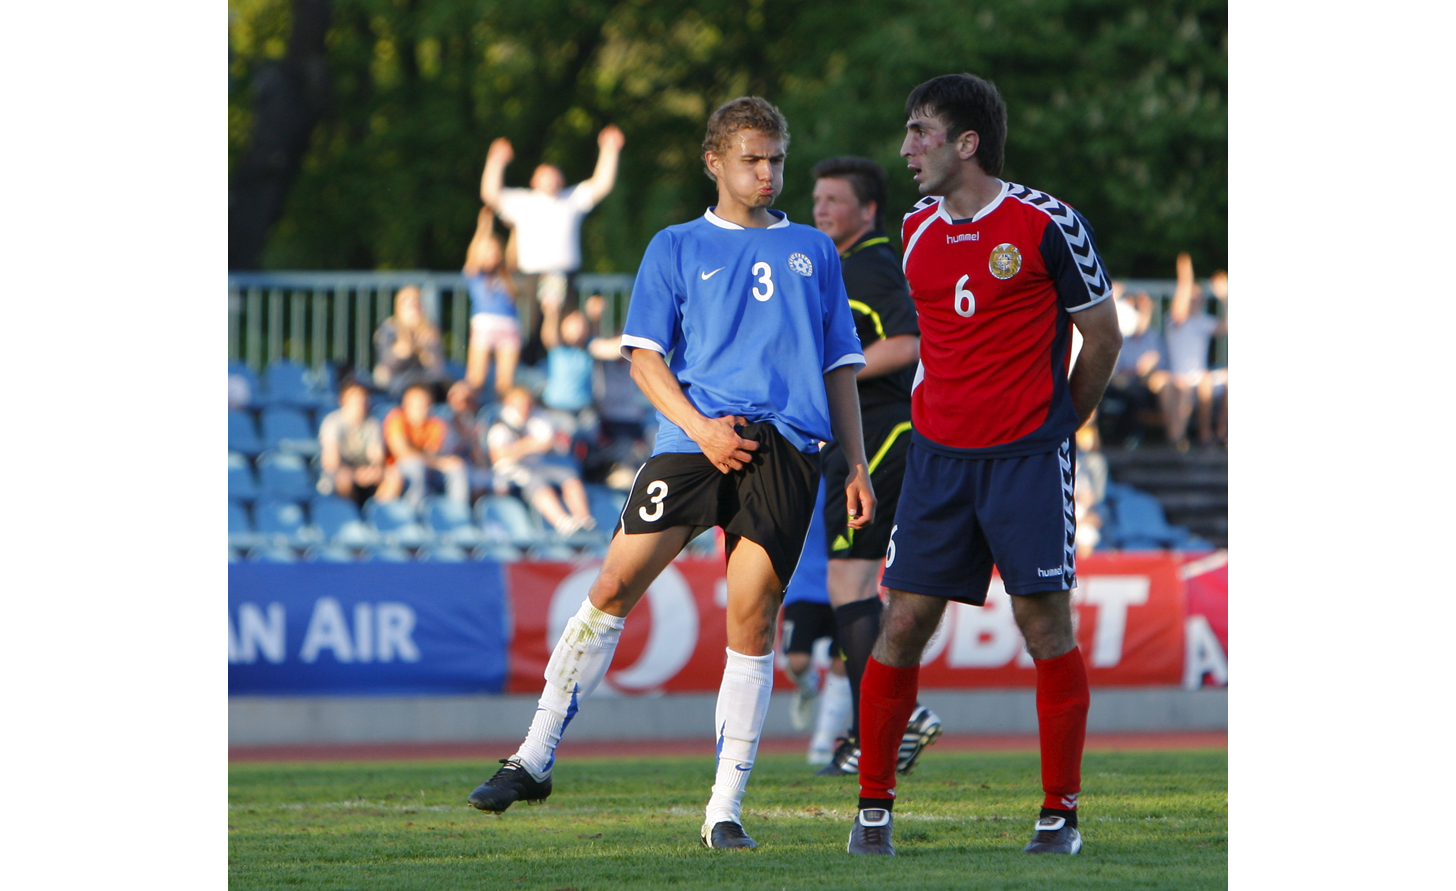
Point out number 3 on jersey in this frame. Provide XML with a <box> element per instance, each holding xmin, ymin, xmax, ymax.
<box><xmin>954</xmin><ymin>275</ymin><xmax>975</xmax><ymax>317</ymax></box>
<box><xmin>638</xmin><ymin>480</ymin><xmax>669</xmax><ymax>522</ymax></box>
<box><xmin>751</xmin><ymin>262</ymin><xmax>774</xmax><ymax>302</ymax></box>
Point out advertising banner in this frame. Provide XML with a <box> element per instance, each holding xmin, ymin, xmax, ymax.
<box><xmin>504</xmin><ymin>553</ymin><xmax>1191</xmax><ymax>693</ymax></box>
<box><xmin>229</xmin><ymin>563</ymin><xmax>509</xmax><ymax>695</ymax></box>
<box><xmin>1181</xmin><ymin>551</ymin><xmax>1229</xmax><ymax>688</ymax></box>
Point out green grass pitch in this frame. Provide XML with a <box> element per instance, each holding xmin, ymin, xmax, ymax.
<box><xmin>229</xmin><ymin>748</ymin><xmax>1226</xmax><ymax>890</ymax></box>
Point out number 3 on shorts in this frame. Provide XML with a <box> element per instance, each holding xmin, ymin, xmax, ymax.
<box><xmin>638</xmin><ymin>480</ymin><xmax>669</xmax><ymax>522</ymax></box>
<box><xmin>885</xmin><ymin>524</ymin><xmax>898</xmax><ymax>567</ymax></box>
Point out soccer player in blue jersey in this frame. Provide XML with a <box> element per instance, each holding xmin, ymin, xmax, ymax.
<box><xmin>469</xmin><ymin>97</ymin><xmax>876</xmax><ymax>851</ymax></box>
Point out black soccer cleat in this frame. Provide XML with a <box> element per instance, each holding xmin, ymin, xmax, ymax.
<box><xmin>896</xmin><ymin>705</ymin><xmax>943</xmax><ymax>776</ymax></box>
<box><xmin>1023</xmin><ymin>815</ymin><xmax>1082</xmax><ymax>854</ymax></box>
<box><xmin>700</xmin><ymin>820</ymin><xmax>758</xmax><ymax>850</ymax></box>
<box><xmin>467</xmin><ymin>758</ymin><xmax>552</xmax><ymax>813</ymax></box>
<box><xmin>815</xmin><ymin>737</ymin><xmax>860</xmax><ymax>776</ymax></box>
<box><xmin>847</xmin><ymin>808</ymin><xmax>895</xmax><ymax>855</ymax></box>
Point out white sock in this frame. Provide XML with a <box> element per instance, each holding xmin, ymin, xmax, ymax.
<box><xmin>512</xmin><ymin>599</ymin><xmax>625</xmax><ymax>778</ymax></box>
<box><xmin>810</xmin><ymin>671</ymin><xmax>853</xmax><ymax>753</ymax></box>
<box><xmin>705</xmin><ymin>648</ymin><xmax>775</xmax><ymax>827</ymax></box>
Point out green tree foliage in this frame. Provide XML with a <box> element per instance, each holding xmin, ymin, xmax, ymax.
<box><xmin>229</xmin><ymin>0</ymin><xmax>1226</xmax><ymax>277</ymax></box>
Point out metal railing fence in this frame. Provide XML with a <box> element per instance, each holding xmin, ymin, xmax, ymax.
<box><xmin>227</xmin><ymin>272</ymin><xmax>1222</xmax><ymax>374</ymax></box>
<box><xmin>226</xmin><ymin>271</ymin><xmax>636</xmax><ymax>375</ymax></box>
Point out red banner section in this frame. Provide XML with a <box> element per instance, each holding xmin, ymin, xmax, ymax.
<box><xmin>506</xmin><ymin>553</ymin><xmax>1199</xmax><ymax>692</ymax></box>
<box><xmin>1180</xmin><ymin>551</ymin><xmax>1229</xmax><ymax>688</ymax></box>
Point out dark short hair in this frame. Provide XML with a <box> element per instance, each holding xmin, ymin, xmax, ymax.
<box><xmin>702</xmin><ymin>97</ymin><xmax>789</xmax><ymax>181</ymax></box>
<box><xmin>904</xmin><ymin>74</ymin><xmax>1008</xmax><ymax>177</ymax></box>
<box><xmin>811</xmin><ymin>156</ymin><xmax>888</xmax><ymax>228</ymax></box>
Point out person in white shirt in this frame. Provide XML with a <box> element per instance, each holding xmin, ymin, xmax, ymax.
<box><xmin>480</xmin><ymin>125</ymin><xmax>626</xmax><ymax>363</ymax></box>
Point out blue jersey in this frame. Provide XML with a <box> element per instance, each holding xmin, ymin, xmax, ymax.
<box><xmin>620</xmin><ymin>209</ymin><xmax>864</xmax><ymax>455</ymax></box>
<box><xmin>465</xmin><ymin>271</ymin><xmax>517</xmax><ymax>319</ymax></box>
<box><xmin>783</xmin><ymin>476</ymin><xmax>829</xmax><ymax>605</ymax></box>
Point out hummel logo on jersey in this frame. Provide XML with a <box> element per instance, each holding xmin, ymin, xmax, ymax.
<box><xmin>701</xmin><ymin>267</ymin><xmax>725</xmax><ymax>280</ymax></box>
<box><xmin>1037</xmin><ymin>567</ymin><xmax>1063</xmax><ymax>578</ymax></box>
<box><xmin>947</xmin><ymin>233</ymin><xmax>980</xmax><ymax>243</ymax></box>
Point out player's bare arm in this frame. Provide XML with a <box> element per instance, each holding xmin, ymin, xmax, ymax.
<box><xmin>480</xmin><ymin>137</ymin><xmax>513</xmax><ymax>208</ymax></box>
<box><xmin>857</xmin><ymin>333</ymin><xmax>919</xmax><ymax>380</ymax></box>
<box><xmin>628</xmin><ymin>348</ymin><xmax>758</xmax><ymax>472</ymax></box>
<box><xmin>1067</xmin><ymin>297</ymin><xmax>1123</xmax><ymax>425</ymax></box>
<box><xmin>824</xmin><ymin>364</ymin><xmax>875</xmax><ymax>528</ymax></box>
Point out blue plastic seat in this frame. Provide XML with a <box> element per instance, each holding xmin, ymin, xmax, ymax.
<box><xmin>261</xmin><ymin>406</ymin><xmax>320</xmax><ymax>457</ymax></box>
<box><xmin>363</xmin><ymin>546</ymin><xmax>412</xmax><ymax>563</ymax></box>
<box><xmin>261</xmin><ymin>360</ymin><xmax>320</xmax><ymax>409</ymax></box>
<box><xmin>249</xmin><ymin>544</ymin><xmax>299</xmax><ymax>563</ymax></box>
<box><xmin>476</xmin><ymin>495</ymin><xmax>545</xmax><ymax>548</ymax></box>
<box><xmin>528</xmin><ymin>541</ymin><xmax>578</xmax><ymax>561</ymax></box>
<box><xmin>310</xmin><ymin>496</ymin><xmax>378</xmax><ymax>547</ymax></box>
<box><xmin>229</xmin><ymin>410</ymin><xmax>263</xmax><ymax>456</ymax></box>
<box><xmin>419</xmin><ymin>544</ymin><xmax>470</xmax><ymax>562</ymax></box>
<box><xmin>257</xmin><ymin>452</ymin><xmax>316</xmax><ymax>502</ymax></box>
<box><xmin>304</xmin><ymin>543</ymin><xmax>357</xmax><ymax>563</ymax></box>
<box><xmin>363</xmin><ymin>498</ymin><xmax>430</xmax><ymax>548</ymax></box>
<box><xmin>585</xmin><ymin>483</ymin><xmax>627</xmax><ymax>536</ymax></box>
<box><xmin>253</xmin><ymin>500</ymin><xmax>314</xmax><ymax>546</ymax></box>
<box><xmin>229</xmin><ymin>452</ymin><xmax>259</xmax><ymax>502</ymax></box>
<box><xmin>370</xmin><ymin>399</ymin><xmax>399</xmax><ymax>421</ymax></box>
<box><xmin>426</xmin><ymin>497</ymin><xmax>486</xmax><ymax>546</ymax></box>
<box><xmin>228</xmin><ymin>500</ymin><xmax>263</xmax><ymax>550</ymax></box>
<box><xmin>473</xmin><ymin>542</ymin><xmax>524</xmax><ymax>563</ymax></box>
<box><xmin>229</xmin><ymin>361</ymin><xmax>260</xmax><ymax>409</ymax></box>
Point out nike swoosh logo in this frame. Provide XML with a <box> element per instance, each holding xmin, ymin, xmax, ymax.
<box><xmin>701</xmin><ymin>267</ymin><xmax>725</xmax><ymax>280</ymax></box>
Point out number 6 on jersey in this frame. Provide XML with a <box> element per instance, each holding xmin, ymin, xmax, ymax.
<box><xmin>954</xmin><ymin>275</ymin><xmax>975</xmax><ymax>317</ymax></box>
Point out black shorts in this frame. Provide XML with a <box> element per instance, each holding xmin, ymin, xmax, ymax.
<box><xmin>781</xmin><ymin>600</ymin><xmax>837</xmax><ymax>656</ymax></box>
<box><xmin>620</xmin><ymin>422</ymin><xmax>821</xmax><ymax>586</ymax></box>
<box><xmin>822</xmin><ymin>407</ymin><xmax>913</xmax><ymax>561</ymax></box>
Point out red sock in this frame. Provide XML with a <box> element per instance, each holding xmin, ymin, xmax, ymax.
<box><xmin>1035</xmin><ymin>646</ymin><xmax>1089</xmax><ymax>811</ymax></box>
<box><xmin>857</xmin><ymin>656</ymin><xmax>919</xmax><ymax>803</ymax></box>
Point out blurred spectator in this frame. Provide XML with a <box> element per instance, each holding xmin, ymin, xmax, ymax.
<box><xmin>1164</xmin><ymin>253</ymin><xmax>1229</xmax><ymax>450</ymax></box>
<box><xmin>487</xmin><ymin>387</ymin><xmax>596</xmax><ymax>535</ymax></box>
<box><xmin>1074</xmin><ymin>414</ymin><xmax>1107</xmax><ymax>557</ymax></box>
<box><xmin>377</xmin><ymin>384</ymin><xmax>468</xmax><ymax>507</ymax></box>
<box><xmin>540</xmin><ymin>305</ymin><xmax>620</xmax><ymax>439</ymax></box>
<box><xmin>373</xmin><ymin>286</ymin><xmax>449</xmax><ymax>398</ymax></box>
<box><xmin>1208</xmin><ymin>269</ymin><xmax>1229</xmax><ymax>446</ymax></box>
<box><xmin>462</xmin><ymin>208</ymin><xmax>522</xmax><ymax>397</ymax></box>
<box><xmin>317</xmin><ymin>382</ymin><xmax>387</xmax><ymax>505</ymax></box>
<box><xmin>441</xmin><ymin>380</ymin><xmax>494</xmax><ymax>500</ymax></box>
<box><xmin>1102</xmin><ymin>287</ymin><xmax>1175</xmax><ymax>447</ymax></box>
<box><xmin>480</xmin><ymin>124</ymin><xmax>626</xmax><ymax>364</ymax></box>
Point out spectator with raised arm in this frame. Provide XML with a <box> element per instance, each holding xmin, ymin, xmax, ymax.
<box><xmin>480</xmin><ymin>124</ymin><xmax>626</xmax><ymax>363</ymax></box>
<box><xmin>373</xmin><ymin>286</ymin><xmax>449</xmax><ymax>398</ymax></box>
<box><xmin>462</xmin><ymin>208</ymin><xmax>521</xmax><ymax>397</ymax></box>
<box><xmin>1163</xmin><ymin>253</ymin><xmax>1228</xmax><ymax>450</ymax></box>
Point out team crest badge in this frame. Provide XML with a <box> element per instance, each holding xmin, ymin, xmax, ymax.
<box><xmin>787</xmin><ymin>252</ymin><xmax>813</xmax><ymax>276</ymax></box>
<box><xmin>989</xmin><ymin>243</ymin><xmax>1022</xmax><ymax>280</ymax></box>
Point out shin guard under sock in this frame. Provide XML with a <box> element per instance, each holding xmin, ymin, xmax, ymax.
<box><xmin>856</xmin><ymin>656</ymin><xmax>918</xmax><ymax>806</ymax></box>
<box><xmin>1035</xmin><ymin>646</ymin><xmax>1090</xmax><ymax>813</ymax></box>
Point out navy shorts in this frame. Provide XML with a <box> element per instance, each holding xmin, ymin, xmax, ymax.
<box><xmin>879</xmin><ymin>436</ymin><xmax>1076</xmax><ymax>605</ymax></box>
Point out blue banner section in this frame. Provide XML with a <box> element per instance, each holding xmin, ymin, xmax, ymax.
<box><xmin>229</xmin><ymin>563</ymin><xmax>509</xmax><ymax>696</ymax></box>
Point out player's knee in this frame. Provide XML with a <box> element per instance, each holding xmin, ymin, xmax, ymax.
<box><xmin>587</xmin><ymin>569</ymin><xmax>634</xmax><ymax>614</ymax></box>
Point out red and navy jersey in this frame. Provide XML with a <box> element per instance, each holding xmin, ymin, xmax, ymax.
<box><xmin>900</xmin><ymin>181</ymin><xmax>1111</xmax><ymax>457</ymax></box>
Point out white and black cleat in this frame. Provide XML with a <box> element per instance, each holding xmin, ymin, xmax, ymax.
<box><xmin>815</xmin><ymin>737</ymin><xmax>860</xmax><ymax>776</ymax></box>
<box><xmin>1023</xmin><ymin>815</ymin><xmax>1082</xmax><ymax>854</ymax></box>
<box><xmin>701</xmin><ymin>820</ymin><xmax>758</xmax><ymax>850</ymax></box>
<box><xmin>847</xmin><ymin>808</ymin><xmax>895</xmax><ymax>855</ymax></box>
<box><xmin>896</xmin><ymin>705</ymin><xmax>943</xmax><ymax>776</ymax></box>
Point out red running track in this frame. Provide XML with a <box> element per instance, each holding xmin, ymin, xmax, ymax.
<box><xmin>230</xmin><ymin>731</ymin><xmax>1225</xmax><ymax>763</ymax></box>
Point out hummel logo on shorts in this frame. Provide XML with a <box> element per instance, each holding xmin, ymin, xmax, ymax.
<box><xmin>701</xmin><ymin>267</ymin><xmax>725</xmax><ymax>280</ymax></box>
<box><xmin>1037</xmin><ymin>567</ymin><xmax>1062</xmax><ymax>577</ymax></box>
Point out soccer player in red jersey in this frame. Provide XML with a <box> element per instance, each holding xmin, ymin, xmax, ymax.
<box><xmin>846</xmin><ymin>74</ymin><xmax>1123</xmax><ymax>857</ymax></box>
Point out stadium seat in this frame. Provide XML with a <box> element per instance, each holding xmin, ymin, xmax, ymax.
<box><xmin>253</xmin><ymin>500</ymin><xmax>316</xmax><ymax>546</ymax></box>
<box><xmin>261</xmin><ymin>406</ymin><xmax>321</xmax><ymax>457</ymax></box>
<box><xmin>370</xmin><ymin>399</ymin><xmax>399</xmax><ymax>421</ymax></box>
<box><xmin>363</xmin><ymin>546</ymin><xmax>412</xmax><ymax>563</ymax></box>
<box><xmin>228</xmin><ymin>361</ymin><xmax>260</xmax><ymax>409</ymax></box>
<box><xmin>310</xmin><ymin>496</ymin><xmax>378</xmax><ymax>547</ymax></box>
<box><xmin>303</xmin><ymin>543</ymin><xmax>357</xmax><ymax>563</ymax></box>
<box><xmin>249</xmin><ymin>544</ymin><xmax>299</xmax><ymax>563</ymax></box>
<box><xmin>528</xmin><ymin>541</ymin><xmax>578</xmax><ymax>561</ymax></box>
<box><xmin>229</xmin><ymin>452</ymin><xmax>260</xmax><ymax>503</ymax></box>
<box><xmin>229</xmin><ymin>500</ymin><xmax>263</xmax><ymax>551</ymax></box>
<box><xmin>363</xmin><ymin>498</ymin><xmax>430</xmax><ymax>548</ymax></box>
<box><xmin>685</xmin><ymin>528</ymin><xmax>718</xmax><ymax>557</ymax></box>
<box><xmin>1105</xmin><ymin>490</ymin><xmax>1179</xmax><ymax>548</ymax></box>
<box><xmin>257</xmin><ymin>451</ymin><xmax>317</xmax><ymax>503</ymax></box>
<box><xmin>585</xmin><ymin>483</ymin><xmax>627</xmax><ymax>536</ymax></box>
<box><xmin>261</xmin><ymin>360</ymin><xmax>322</xmax><ymax>409</ymax></box>
<box><xmin>476</xmin><ymin>494</ymin><xmax>545</xmax><ymax>548</ymax></box>
<box><xmin>419</xmin><ymin>544</ymin><xmax>469</xmax><ymax>562</ymax></box>
<box><xmin>425</xmin><ymin>497</ymin><xmax>486</xmax><ymax>547</ymax></box>
<box><xmin>473</xmin><ymin>542</ymin><xmax>524</xmax><ymax>563</ymax></box>
<box><xmin>229</xmin><ymin>410</ymin><xmax>264</xmax><ymax>456</ymax></box>
<box><xmin>227</xmin><ymin>547</ymin><xmax>242</xmax><ymax>563</ymax></box>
